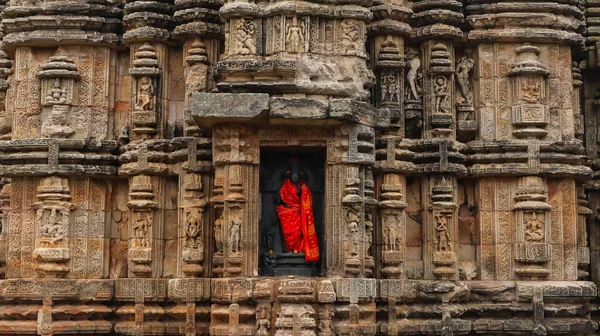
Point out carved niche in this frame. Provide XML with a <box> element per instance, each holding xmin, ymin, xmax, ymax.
<box><xmin>404</xmin><ymin>47</ymin><xmax>423</xmax><ymax>138</ymax></box>
<box><xmin>130</xmin><ymin>43</ymin><xmax>161</xmax><ymax>137</ymax></box>
<box><xmin>127</xmin><ymin>174</ymin><xmax>158</xmax><ymax>277</ymax></box>
<box><xmin>181</xmin><ymin>173</ymin><xmax>207</xmax><ymax>277</ymax></box>
<box><xmin>428</xmin><ymin>43</ymin><xmax>454</xmax><ymax>136</ymax></box>
<box><xmin>430</xmin><ymin>176</ymin><xmax>457</xmax><ymax>280</ymax></box>
<box><xmin>32</xmin><ymin>176</ymin><xmax>75</xmax><ymax>278</ymax></box>
<box><xmin>513</xmin><ymin>176</ymin><xmax>552</xmax><ymax>279</ymax></box>
<box><xmin>37</xmin><ymin>55</ymin><xmax>80</xmax><ymax>138</ymax></box>
<box><xmin>508</xmin><ymin>44</ymin><xmax>550</xmax><ymax>139</ymax></box>
<box><xmin>455</xmin><ymin>55</ymin><xmax>477</xmax><ymax>135</ymax></box>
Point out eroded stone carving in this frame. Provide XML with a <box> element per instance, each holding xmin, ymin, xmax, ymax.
<box><xmin>455</xmin><ymin>56</ymin><xmax>474</xmax><ymax>105</ymax></box>
<box><xmin>229</xmin><ymin>217</ymin><xmax>241</xmax><ymax>254</ymax></box>
<box><xmin>406</xmin><ymin>51</ymin><xmax>422</xmax><ymax>101</ymax></box>
<box><xmin>286</xmin><ymin>17</ymin><xmax>305</xmax><ymax>53</ymax></box>
<box><xmin>340</xmin><ymin>20</ymin><xmax>361</xmax><ymax>56</ymax></box>
<box><xmin>237</xmin><ymin>19</ymin><xmax>257</xmax><ymax>55</ymax></box>
<box><xmin>434</xmin><ymin>211</ymin><xmax>452</xmax><ymax>252</ymax></box>
<box><xmin>38</xmin><ymin>55</ymin><xmax>80</xmax><ymax>138</ymax></box>
<box><xmin>130</xmin><ymin>43</ymin><xmax>161</xmax><ymax>137</ymax></box>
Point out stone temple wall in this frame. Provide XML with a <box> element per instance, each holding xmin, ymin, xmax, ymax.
<box><xmin>0</xmin><ymin>0</ymin><xmax>598</xmax><ymax>335</ymax></box>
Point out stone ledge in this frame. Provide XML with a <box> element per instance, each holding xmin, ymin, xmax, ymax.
<box><xmin>189</xmin><ymin>93</ymin><xmax>390</xmax><ymax>128</ymax></box>
<box><xmin>0</xmin><ymin>279</ymin><xmax>594</xmax><ymax>303</ymax></box>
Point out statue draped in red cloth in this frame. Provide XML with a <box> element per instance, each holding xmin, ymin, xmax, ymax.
<box><xmin>276</xmin><ymin>160</ymin><xmax>320</xmax><ymax>262</ymax></box>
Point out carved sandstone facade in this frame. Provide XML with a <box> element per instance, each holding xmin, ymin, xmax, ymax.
<box><xmin>0</xmin><ymin>0</ymin><xmax>598</xmax><ymax>335</ymax></box>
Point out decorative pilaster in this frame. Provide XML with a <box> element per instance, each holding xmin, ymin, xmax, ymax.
<box><xmin>379</xmin><ymin>173</ymin><xmax>407</xmax><ymax>279</ymax></box>
<box><xmin>127</xmin><ymin>175</ymin><xmax>159</xmax><ymax>278</ymax></box>
<box><xmin>0</xmin><ymin>183</ymin><xmax>8</xmax><ymax>278</ymax></box>
<box><xmin>0</xmin><ymin>51</ymin><xmax>12</xmax><ymax>140</ymax></box>
<box><xmin>32</xmin><ymin>177</ymin><xmax>74</xmax><ymax>278</ymax></box>
<box><xmin>180</xmin><ymin>173</ymin><xmax>207</xmax><ymax>277</ymax></box>
<box><xmin>129</xmin><ymin>44</ymin><xmax>161</xmax><ymax>138</ymax></box>
<box><xmin>212</xmin><ymin>125</ymin><xmax>258</xmax><ymax>278</ymax></box>
<box><xmin>513</xmin><ymin>176</ymin><xmax>552</xmax><ymax>279</ymax></box>
<box><xmin>426</xmin><ymin>175</ymin><xmax>458</xmax><ymax>280</ymax></box>
<box><xmin>577</xmin><ymin>186</ymin><xmax>592</xmax><ymax>280</ymax></box>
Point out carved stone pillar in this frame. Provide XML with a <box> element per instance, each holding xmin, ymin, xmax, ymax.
<box><xmin>121</xmin><ymin>0</ymin><xmax>174</xmax><ymax>284</ymax></box>
<box><xmin>375</xmin><ymin>133</ymin><xmax>415</xmax><ymax>279</ymax></box>
<box><xmin>411</xmin><ymin>0</ymin><xmax>465</xmax><ymax>283</ymax></box>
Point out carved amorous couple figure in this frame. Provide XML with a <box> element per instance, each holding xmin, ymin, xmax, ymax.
<box><xmin>276</xmin><ymin>158</ymin><xmax>320</xmax><ymax>262</ymax></box>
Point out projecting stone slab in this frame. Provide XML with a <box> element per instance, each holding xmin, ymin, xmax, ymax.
<box><xmin>329</xmin><ymin>99</ymin><xmax>390</xmax><ymax>128</ymax></box>
<box><xmin>188</xmin><ymin>92</ymin><xmax>270</xmax><ymax>127</ymax></box>
<box><xmin>270</xmin><ymin>98</ymin><xmax>329</xmax><ymax>123</ymax></box>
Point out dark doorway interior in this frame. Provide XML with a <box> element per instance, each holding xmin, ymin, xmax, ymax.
<box><xmin>258</xmin><ymin>148</ymin><xmax>325</xmax><ymax>276</ymax></box>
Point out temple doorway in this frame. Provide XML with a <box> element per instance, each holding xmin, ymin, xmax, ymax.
<box><xmin>258</xmin><ymin>148</ymin><xmax>326</xmax><ymax>276</ymax></box>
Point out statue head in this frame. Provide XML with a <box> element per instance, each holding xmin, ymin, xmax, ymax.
<box><xmin>286</xmin><ymin>157</ymin><xmax>304</xmax><ymax>183</ymax></box>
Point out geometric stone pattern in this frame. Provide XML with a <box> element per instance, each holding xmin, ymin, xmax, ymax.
<box><xmin>0</xmin><ymin>0</ymin><xmax>597</xmax><ymax>335</ymax></box>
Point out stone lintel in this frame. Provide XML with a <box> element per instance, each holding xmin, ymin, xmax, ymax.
<box><xmin>188</xmin><ymin>92</ymin><xmax>271</xmax><ymax>128</ymax></box>
<box><xmin>189</xmin><ymin>93</ymin><xmax>390</xmax><ymax>128</ymax></box>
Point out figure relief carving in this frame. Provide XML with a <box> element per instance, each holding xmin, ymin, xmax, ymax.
<box><xmin>214</xmin><ymin>215</ymin><xmax>224</xmax><ymax>253</ymax></box>
<box><xmin>364</xmin><ymin>213</ymin><xmax>373</xmax><ymax>255</ymax></box>
<box><xmin>383</xmin><ymin>213</ymin><xmax>401</xmax><ymax>252</ymax></box>
<box><xmin>256</xmin><ymin>304</ymin><xmax>271</xmax><ymax>336</ymax></box>
<box><xmin>346</xmin><ymin>206</ymin><xmax>361</xmax><ymax>257</ymax></box>
<box><xmin>229</xmin><ymin>216</ymin><xmax>241</xmax><ymax>254</ymax></box>
<box><xmin>133</xmin><ymin>211</ymin><xmax>152</xmax><ymax>248</ymax></box>
<box><xmin>286</xmin><ymin>16</ymin><xmax>305</xmax><ymax>53</ymax></box>
<box><xmin>521</xmin><ymin>76</ymin><xmax>541</xmax><ymax>102</ymax></box>
<box><xmin>135</xmin><ymin>76</ymin><xmax>154</xmax><ymax>111</ymax></box>
<box><xmin>46</xmin><ymin>78</ymin><xmax>68</xmax><ymax>105</ymax></box>
<box><xmin>184</xmin><ymin>208</ymin><xmax>202</xmax><ymax>249</ymax></box>
<box><xmin>434</xmin><ymin>211</ymin><xmax>452</xmax><ymax>252</ymax></box>
<box><xmin>406</xmin><ymin>51</ymin><xmax>422</xmax><ymax>101</ymax></box>
<box><xmin>317</xmin><ymin>306</ymin><xmax>334</xmax><ymax>335</ymax></box>
<box><xmin>456</xmin><ymin>56</ymin><xmax>474</xmax><ymax>105</ymax></box>
<box><xmin>32</xmin><ymin>176</ymin><xmax>74</xmax><ymax>277</ymax></box>
<box><xmin>38</xmin><ymin>207</ymin><xmax>69</xmax><ymax>246</ymax></box>
<box><xmin>340</xmin><ymin>20</ymin><xmax>360</xmax><ymax>55</ymax></box>
<box><xmin>381</xmin><ymin>71</ymin><xmax>399</xmax><ymax>103</ymax></box>
<box><xmin>525</xmin><ymin>212</ymin><xmax>544</xmax><ymax>242</ymax></box>
<box><xmin>237</xmin><ymin>19</ymin><xmax>257</xmax><ymax>55</ymax></box>
<box><xmin>433</xmin><ymin>76</ymin><xmax>450</xmax><ymax>114</ymax></box>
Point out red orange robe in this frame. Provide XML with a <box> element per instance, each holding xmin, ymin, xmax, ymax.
<box><xmin>276</xmin><ymin>179</ymin><xmax>320</xmax><ymax>262</ymax></box>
